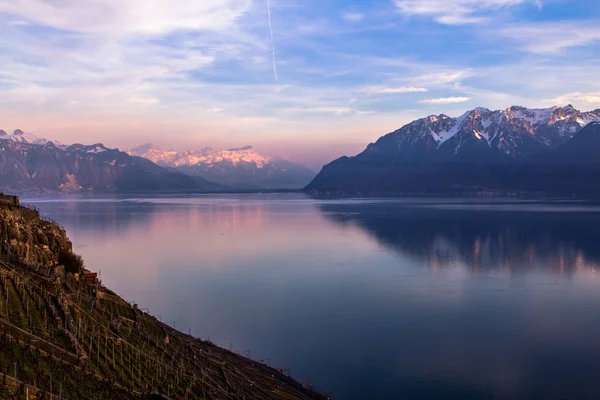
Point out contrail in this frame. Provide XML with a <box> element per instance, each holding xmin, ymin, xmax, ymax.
<box><xmin>267</xmin><ymin>0</ymin><xmax>278</xmax><ymax>81</ymax></box>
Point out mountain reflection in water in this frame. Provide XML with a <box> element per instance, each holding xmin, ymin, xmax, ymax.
<box><xmin>26</xmin><ymin>195</ymin><xmax>600</xmax><ymax>400</ymax></box>
<box><xmin>318</xmin><ymin>200</ymin><xmax>600</xmax><ymax>278</ymax></box>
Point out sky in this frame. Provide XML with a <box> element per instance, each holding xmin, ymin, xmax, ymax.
<box><xmin>1</xmin><ymin>0</ymin><xmax>600</xmax><ymax>169</ymax></box>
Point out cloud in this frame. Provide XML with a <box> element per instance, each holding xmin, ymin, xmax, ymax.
<box><xmin>498</xmin><ymin>23</ymin><xmax>600</xmax><ymax>53</ymax></box>
<box><xmin>355</xmin><ymin>70</ymin><xmax>471</xmax><ymax>101</ymax></box>
<box><xmin>409</xmin><ymin>70</ymin><xmax>474</xmax><ymax>87</ymax></box>
<box><xmin>130</xmin><ymin>97</ymin><xmax>160</xmax><ymax>105</ymax></box>
<box><xmin>436</xmin><ymin>15</ymin><xmax>487</xmax><ymax>25</ymax></box>
<box><xmin>7</xmin><ymin>20</ymin><xmax>30</xmax><ymax>26</ymax></box>
<box><xmin>0</xmin><ymin>0</ymin><xmax>260</xmax><ymax>115</ymax></box>
<box><xmin>393</xmin><ymin>0</ymin><xmax>538</xmax><ymax>25</ymax></box>
<box><xmin>287</xmin><ymin>106</ymin><xmax>376</xmax><ymax>116</ymax></box>
<box><xmin>543</xmin><ymin>93</ymin><xmax>600</xmax><ymax>107</ymax></box>
<box><xmin>300</xmin><ymin>107</ymin><xmax>355</xmax><ymax>115</ymax></box>
<box><xmin>342</xmin><ymin>13</ymin><xmax>365</xmax><ymax>22</ymax></box>
<box><xmin>419</xmin><ymin>97</ymin><xmax>471</xmax><ymax>104</ymax></box>
<box><xmin>1</xmin><ymin>0</ymin><xmax>599</xmax><ymax>168</ymax></box>
<box><xmin>0</xmin><ymin>0</ymin><xmax>253</xmax><ymax>35</ymax></box>
<box><xmin>362</xmin><ymin>86</ymin><xmax>428</xmax><ymax>94</ymax></box>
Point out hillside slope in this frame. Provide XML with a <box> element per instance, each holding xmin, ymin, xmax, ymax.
<box><xmin>0</xmin><ymin>195</ymin><xmax>325</xmax><ymax>399</ymax></box>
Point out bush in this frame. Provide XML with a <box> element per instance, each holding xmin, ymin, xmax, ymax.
<box><xmin>58</xmin><ymin>249</ymin><xmax>84</xmax><ymax>274</ymax></box>
<box><xmin>35</xmin><ymin>230</ymin><xmax>49</xmax><ymax>246</ymax></box>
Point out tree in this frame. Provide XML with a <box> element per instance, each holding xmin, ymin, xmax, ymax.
<box><xmin>58</xmin><ymin>250</ymin><xmax>84</xmax><ymax>274</ymax></box>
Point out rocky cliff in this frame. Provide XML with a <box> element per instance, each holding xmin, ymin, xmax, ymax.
<box><xmin>0</xmin><ymin>198</ymin><xmax>71</xmax><ymax>266</ymax></box>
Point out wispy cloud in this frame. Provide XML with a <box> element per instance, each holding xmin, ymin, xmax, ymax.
<box><xmin>342</xmin><ymin>13</ymin><xmax>365</xmax><ymax>22</ymax></box>
<box><xmin>393</xmin><ymin>0</ymin><xmax>539</xmax><ymax>25</ymax></box>
<box><xmin>7</xmin><ymin>20</ymin><xmax>30</xmax><ymax>26</ymax></box>
<box><xmin>0</xmin><ymin>0</ymin><xmax>253</xmax><ymax>35</ymax></box>
<box><xmin>419</xmin><ymin>97</ymin><xmax>470</xmax><ymax>104</ymax></box>
<box><xmin>129</xmin><ymin>97</ymin><xmax>160</xmax><ymax>105</ymax></box>
<box><xmin>544</xmin><ymin>92</ymin><xmax>600</xmax><ymax>107</ymax></box>
<box><xmin>295</xmin><ymin>107</ymin><xmax>355</xmax><ymax>115</ymax></box>
<box><xmin>409</xmin><ymin>70</ymin><xmax>474</xmax><ymax>87</ymax></box>
<box><xmin>362</xmin><ymin>86</ymin><xmax>428</xmax><ymax>94</ymax></box>
<box><xmin>498</xmin><ymin>23</ymin><xmax>600</xmax><ymax>53</ymax></box>
<box><xmin>0</xmin><ymin>0</ymin><xmax>259</xmax><ymax>114</ymax></box>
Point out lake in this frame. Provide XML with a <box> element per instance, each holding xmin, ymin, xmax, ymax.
<box><xmin>24</xmin><ymin>194</ymin><xmax>600</xmax><ymax>399</ymax></box>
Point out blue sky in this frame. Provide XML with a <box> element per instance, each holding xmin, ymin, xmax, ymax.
<box><xmin>1</xmin><ymin>0</ymin><xmax>600</xmax><ymax>168</ymax></box>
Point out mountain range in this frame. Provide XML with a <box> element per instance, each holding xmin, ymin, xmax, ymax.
<box><xmin>0</xmin><ymin>130</ymin><xmax>220</xmax><ymax>193</ymax></box>
<box><xmin>0</xmin><ymin>129</ymin><xmax>315</xmax><ymax>193</ymax></box>
<box><xmin>5</xmin><ymin>104</ymin><xmax>600</xmax><ymax>195</ymax></box>
<box><xmin>306</xmin><ymin>105</ymin><xmax>600</xmax><ymax>195</ymax></box>
<box><xmin>127</xmin><ymin>144</ymin><xmax>315</xmax><ymax>189</ymax></box>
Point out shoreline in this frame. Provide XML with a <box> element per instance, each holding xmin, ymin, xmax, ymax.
<box><xmin>0</xmin><ymin>197</ymin><xmax>328</xmax><ymax>399</ymax></box>
<box><xmin>10</xmin><ymin>187</ymin><xmax>600</xmax><ymax>201</ymax></box>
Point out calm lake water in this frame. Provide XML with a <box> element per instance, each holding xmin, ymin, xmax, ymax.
<box><xmin>24</xmin><ymin>194</ymin><xmax>600</xmax><ymax>399</ymax></box>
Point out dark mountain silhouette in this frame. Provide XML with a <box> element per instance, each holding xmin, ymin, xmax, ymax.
<box><xmin>306</xmin><ymin>108</ymin><xmax>600</xmax><ymax>195</ymax></box>
<box><xmin>543</xmin><ymin>121</ymin><xmax>600</xmax><ymax>162</ymax></box>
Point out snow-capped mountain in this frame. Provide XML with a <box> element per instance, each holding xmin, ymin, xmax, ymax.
<box><xmin>128</xmin><ymin>144</ymin><xmax>315</xmax><ymax>189</ymax></box>
<box><xmin>360</xmin><ymin>105</ymin><xmax>600</xmax><ymax>161</ymax></box>
<box><xmin>127</xmin><ymin>143</ymin><xmax>214</xmax><ymax>166</ymax></box>
<box><xmin>306</xmin><ymin>106</ymin><xmax>600</xmax><ymax>195</ymax></box>
<box><xmin>0</xmin><ymin>130</ymin><xmax>216</xmax><ymax>193</ymax></box>
<box><xmin>0</xmin><ymin>129</ymin><xmax>65</xmax><ymax>149</ymax></box>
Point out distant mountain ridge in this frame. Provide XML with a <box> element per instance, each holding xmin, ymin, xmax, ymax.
<box><xmin>306</xmin><ymin>106</ymin><xmax>600</xmax><ymax>195</ymax></box>
<box><xmin>128</xmin><ymin>144</ymin><xmax>315</xmax><ymax>190</ymax></box>
<box><xmin>359</xmin><ymin>105</ymin><xmax>600</xmax><ymax>161</ymax></box>
<box><xmin>0</xmin><ymin>130</ymin><xmax>220</xmax><ymax>193</ymax></box>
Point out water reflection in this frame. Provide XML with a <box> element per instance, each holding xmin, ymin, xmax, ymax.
<box><xmin>319</xmin><ymin>200</ymin><xmax>600</xmax><ymax>278</ymax></box>
<box><xmin>25</xmin><ymin>195</ymin><xmax>600</xmax><ymax>400</ymax></box>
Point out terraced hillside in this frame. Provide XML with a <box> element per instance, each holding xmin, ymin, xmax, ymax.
<box><xmin>0</xmin><ymin>195</ymin><xmax>326</xmax><ymax>399</ymax></box>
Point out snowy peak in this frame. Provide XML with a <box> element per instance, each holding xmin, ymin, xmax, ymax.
<box><xmin>128</xmin><ymin>144</ymin><xmax>272</xmax><ymax>169</ymax></box>
<box><xmin>505</xmin><ymin>106</ymin><xmax>554</xmax><ymax>125</ymax></box>
<box><xmin>362</xmin><ymin>105</ymin><xmax>600</xmax><ymax>161</ymax></box>
<box><xmin>307</xmin><ymin>108</ymin><xmax>600</xmax><ymax>194</ymax></box>
<box><xmin>503</xmin><ymin>105</ymin><xmax>600</xmax><ymax>128</ymax></box>
<box><xmin>204</xmin><ymin>146</ymin><xmax>271</xmax><ymax>168</ymax></box>
<box><xmin>66</xmin><ymin>143</ymin><xmax>114</xmax><ymax>154</ymax></box>
<box><xmin>127</xmin><ymin>143</ymin><xmax>181</xmax><ymax>165</ymax></box>
<box><xmin>0</xmin><ymin>128</ymin><xmax>65</xmax><ymax>149</ymax></box>
<box><xmin>505</xmin><ymin>105</ymin><xmax>583</xmax><ymax>126</ymax></box>
<box><xmin>128</xmin><ymin>143</ymin><xmax>155</xmax><ymax>155</ymax></box>
<box><xmin>127</xmin><ymin>143</ymin><xmax>215</xmax><ymax>166</ymax></box>
<box><xmin>128</xmin><ymin>144</ymin><xmax>315</xmax><ymax>189</ymax></box>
